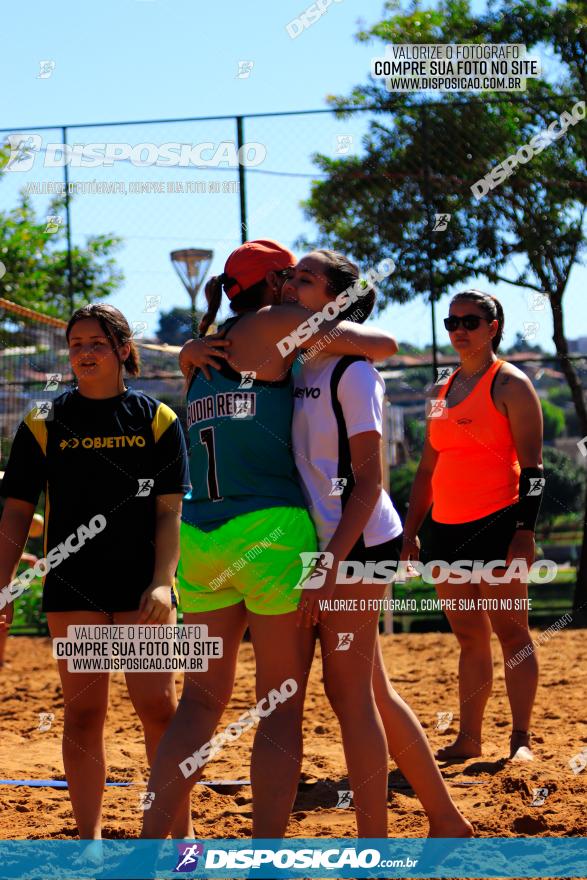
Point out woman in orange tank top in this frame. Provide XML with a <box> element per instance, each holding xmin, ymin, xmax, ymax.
<box><xmin>401</xmin><ymin>291</ymin><xmax>544</xmax><ymax>762</ymax></box>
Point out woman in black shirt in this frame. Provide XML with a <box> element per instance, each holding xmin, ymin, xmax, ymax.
<box><xmin>0</xmin><ymin>304</ymin><xmax>192</xmax><ymax>840</ymax></box>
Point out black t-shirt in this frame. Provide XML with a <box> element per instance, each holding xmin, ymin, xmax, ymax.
<box><xmin>1</xmin><ymin>388</ymin><xmax>190</xmax><ymax>612</ymax></box>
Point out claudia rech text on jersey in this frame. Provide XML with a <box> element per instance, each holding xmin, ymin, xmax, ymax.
<box><xmin>187</xmin><ymin>392</ymin><xmax>257</xmax><ymax>428</ymax></box>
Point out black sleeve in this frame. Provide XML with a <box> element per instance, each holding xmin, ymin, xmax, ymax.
<box><xmin>1</xmin><ymin>421</ymin><xmax>46</xmax><ymax>504</ymax></box>
<box><xmin>514</xmin><ymin>466</ymin><xmax>545</xmax><ymax>532</ymax></box>
<box><xmin>153</xmin><ymin>418</ymin><xmax>191</xmax><ymax>496</ymax></box>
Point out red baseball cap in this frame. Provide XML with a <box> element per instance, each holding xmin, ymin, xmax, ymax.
<box><xmin>222</xmin><ymin>239</ymin><xmax>296</xmax><ymax>300</ymax></box>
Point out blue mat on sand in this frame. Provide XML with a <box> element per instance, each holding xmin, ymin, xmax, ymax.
<box><xmin>0</xmin><ymin>778</ymin><xmax>250</xmax><ymax>788</ymax></box>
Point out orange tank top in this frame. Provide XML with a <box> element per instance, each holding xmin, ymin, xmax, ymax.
<box><xmin>429</xmin><ymin>359</ymin><xmax>520</xmax><ymax>524</ymax></box>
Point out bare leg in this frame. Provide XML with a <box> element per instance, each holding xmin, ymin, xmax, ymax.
<box><xmin>434</xmin><ymin>582</ymin><xmax>493</xmax><ymax>760</ymax></box>
<box><xmin>0</xmin><ymin>626</ymin><xmax>7</xmax><ymax>667</ymax></box>
<box><xmin>246</xmin><ymin>609</ymin><xmax>315</xmax><ymax>838</ymax></box>
<box><xmin>117</xmin><ymin>608</ymin><xmax>193</xmax><ymax>839</ymax></box>
<box><xmin>319</xmin><ymin>586</ymin><xmax>389</xmax><ymax>838</ymax></box>
<box><xmin>480</xmin><ymin>579</ymin><xmax>538</xmax><ymax>759</ymax></box>
<box><xmin>141</xmin><ymin>604</ymin><xmax>247</xmax><ymax>839</ymax></box>
<box><xmin>373</xmin><ymin>638</ymin><xmax>473</xmax><ymax>837</ymax></box>
<box><xmin>47</xmin><ymin>611</ymin><xmax>111</xmax><ymax>840</ymax></box>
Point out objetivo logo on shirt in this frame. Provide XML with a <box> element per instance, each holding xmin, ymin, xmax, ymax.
<box><xmin>294</xmin><ymin>387</ymin><xmax>321</xmax><ymax>399</ymax></box>
<box><xmin>59</xmin><ymin>435</ymin><xmax>146</xmax><ymax>450</ymax></box>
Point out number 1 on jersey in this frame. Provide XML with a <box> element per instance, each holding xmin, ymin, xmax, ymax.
<box><xmin>199</xmin><ymin>427</ymin><xmax>223</xmax><ymax>502</ymax></box>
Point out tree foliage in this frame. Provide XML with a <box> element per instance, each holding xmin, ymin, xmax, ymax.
<box><xmin>301</xmin><ymin>0</ymin><xmax>587</xmax><ymax>609</ymax></box>
<box><xmin>541</xmin><ymin>398</ymin><xmax>566</xmax><ymax>440</ymax></box>
<box><xmin>540</xmin><ymin>445</ymin><xmax>586</xmax><ymax>525</ymax></box>
<box><xmin>389</xmin><ymin>458</ymin><xmax>419</xmax><ymax>518</ymax></box>
<box><xmin>302</xmin><ymin>0</ymin><xmax>586</xmax><ymax>431</ymax></box>
<box><xmin>0</xmin><ymin>146</ymin><xmax>123</xmax><ymax>321</ymax></box>
<box><xmin>156</xmin><ymin>306</ymin><xmax>203</xmax><ymax>346</ymax></box>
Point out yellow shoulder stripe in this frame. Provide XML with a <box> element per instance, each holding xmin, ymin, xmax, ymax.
<box><xmin>23</xmin><ymin>410</ymin><xmax>48</xmax><ymax>455</ymax></box>
<box><xmin>151</xmin><ymin>402</ymin><xmax>177</xmax><ymax>443</ymax></box>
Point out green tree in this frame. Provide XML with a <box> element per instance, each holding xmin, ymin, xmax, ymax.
<box><xmin>547</xmin><ymin>384</ymin><xmax>572</xmax><ymax>406</ymax></box>
<box><xmin>541</xmin><ymin>398</ymin><xmax>566</xmax><ymax>440</ymax></box>
<box><xmin>301</xmin><ymin>0</ymin><xmax>587</xmax><ymax>613</ymax></box>
<box><xmin>305</xmin><ymin>43</ymin><xmax>585</xmax><ymax>431</ymax></box>
<box><xmin>0</xmin><ymin>145</ymin><xmax>123</xmax><ymax>319</ymax></box>
<box><xmin>157</xmin><ymin>306</ymin><xmax>202</xmax><ymax>346</ymax></box>
<box><xmin>505</xmin><ymin>332</ymin><xmax>546</xmax><ymax>356</ymax></box>
<box><xmin>540</xmin><ymin>446</ymin><xmax>586</xmax><ymax>533</ymax></box>
<box><xmin>545</xmin><ymin>383</ymin><xmax>583</xmax><ymax>434</ymax></box>
<box><xmin>389</xmin><ymin>459</ymin><xmax>419</xmax><ymax>519</ymax></box>
<box><xmin>405</xmin><ymin>417</ymin><xmax>426</xmax><ymax>456</ymax></box>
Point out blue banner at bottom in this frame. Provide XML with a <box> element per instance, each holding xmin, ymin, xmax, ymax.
<box><xmin>0</xmin><ymin>838</ymin><xmax>585</xmax><ymax>879</ymax></box>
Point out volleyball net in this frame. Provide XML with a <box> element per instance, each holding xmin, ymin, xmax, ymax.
<box><xmin>0</xmin><ymin>297</ymin><xmax>185</xmax><ymax>465</ymax></box>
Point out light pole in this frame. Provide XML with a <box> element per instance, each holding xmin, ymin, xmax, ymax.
<box><xmin>170</xmin><ymin>248</ymin><xmax>214</xmax><ymax>337</ymax></box>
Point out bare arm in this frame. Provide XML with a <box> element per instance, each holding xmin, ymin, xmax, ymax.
<box><xmin>326</xmin><ymin>431</ymin><xmax>383</xmax><ymax>561</ymax></box>
<box><xmin>0</xmin><ymin>499</ymin><xmax>36</xmax><ymax>629</ymax></box>
<box><xmin>298</xmin><ymin>431</ymin><xmax>382</xmax><ymax>626</ymax></box>
<box><xmin>178</xmin><ymin>335</ymin><xmax>231</xmax><ymax>381</ymax></box>
<box><xmin>321</xmin><ymin>321</ymin><xmax>398</xmax><ymax>362</ymax></box>
<box><xmin>499</xmin><ymin>370</ymin><xmax>543</xmax><ymax>566</ymax></box>
<box><xmin>0</xmin><ymin>499</ymin><xmax>35</xmax><ymax>585</ymax></box>
<box><xmin>255</xmin><ymin>304</ymin><xmax>397</xmax><ymax>360</ymax></box>
<box><xmin>138</xmin><ymin>493</ymin><xmax>183</xmax><ymax>624</ymax></box>
<box><xmin>152</xmin><ymin>494</ymin><xmax>183</xmax><ymax>583</ymax></box>
<box><xmin>500</xmin><ymin>371</ymin><xmax>543</xmax><ymax>472</ymax></box>
<box><xmin>400</xmin><ymin>430</ymin><xmax>439</xmax><ymax>559</ymax></box>
<box><xmin>178</xmin><ymin>303</ymin><xmax>398</xmax><ymax>381</ymax></box>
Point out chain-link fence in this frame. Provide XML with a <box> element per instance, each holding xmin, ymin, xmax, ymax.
<box><xmin>1</xmin><ymin>94</ymin><xmax>584</xmax><ymax>356</ymax></box>
<box><xmin>1</xmin><ymin>91</ymin><xmax>586</xmax><ymax>439</ymax></box>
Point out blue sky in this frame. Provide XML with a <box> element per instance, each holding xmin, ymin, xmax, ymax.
<box><xmin>1</xmin><ymin>0</ymin><xmax>585</xmax><ymax>352</ymax></box>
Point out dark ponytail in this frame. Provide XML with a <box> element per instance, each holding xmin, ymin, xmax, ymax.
<box><xmin>311</xmin><ymin>249</ymin><xmax>376</xmax><ymax>323</ymax></box>
<box><xmin>198</xmin><ymin>274</ymin><xmax>268</xmax><ymax>336</ymax></box>
<box><xmin>199</xmin><ymin>275</ymin><xmax>223</xmax><ymax>336</ymax></box>
<box><xmin>451</xmin><ymin>289</ymin><xmax>504</xmax><ymax>352</ymax></box>
<box><xmin>66</xmin><ymin>303</ymin><xmax>140</xmax><ymax>375</ymax></box>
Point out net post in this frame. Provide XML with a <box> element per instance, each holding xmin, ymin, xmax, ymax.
<box><xmin>62</xmin><ymin>126</ymin><xmax>74</xmax><ymax>313</ymax></box>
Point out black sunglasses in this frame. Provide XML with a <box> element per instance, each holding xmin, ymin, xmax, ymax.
<box><xmin>444</xmin><ymin>314</ymin><xmax>488</xmax><ymax>332</ymax></box>
<box><xmin>275</xmin><ymin>267</ymin><xmax>295</xmax><ymax>281</ymax></box>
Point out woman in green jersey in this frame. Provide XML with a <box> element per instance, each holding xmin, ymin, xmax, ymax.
<box><xmin>141</xmin><ymin>240</ymin><xmax>397</xmax><ymax>841</ymax></box>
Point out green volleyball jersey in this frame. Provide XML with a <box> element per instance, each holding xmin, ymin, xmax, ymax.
<box><xmin>182</xmin><ymin>322</ymin><xmax>305</xmax><ymax>530</ymax></box>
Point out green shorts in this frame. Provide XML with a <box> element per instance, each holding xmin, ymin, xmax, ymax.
<box><xmin>177</xmin><ymin>506</ymin><xmax>317</xmax><ymax>616</ymax></box>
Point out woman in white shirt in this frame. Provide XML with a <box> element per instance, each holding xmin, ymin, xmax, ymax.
<box><xmin>285</xmin><ymin>250</ymin><xmax>472</xmax><ymax>838</ymax></box>
<box><xmin>182</xmin><ymin>245</ymin><xmax>472</xmax><ymax>838</ymax></box>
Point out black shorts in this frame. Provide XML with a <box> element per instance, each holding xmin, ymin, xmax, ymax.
<box><xmin>328</xmin><ymin>533</ymin><xmax>403</xmax><ymax>590</ymax></box>
<box><xmin>42</xmin><ymin>584</ymin><xmax>179</xmax><ymax>614</ymax></box>
<box><xmin>424</xmin><ymin>505</ymin><xmax>518</xmax><ymax>566</ymax></box>
<box><xmin>348</xmin><ymin>533</ymin><xmax>403</xmax><ymax>565</ymax></box>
